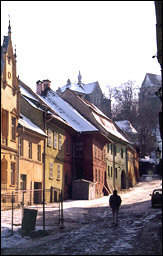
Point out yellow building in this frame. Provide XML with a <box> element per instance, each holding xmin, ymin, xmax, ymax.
<box><xmin>128</xmin><ymin>146</ymin><xmax>139</xmax><ymax>187</ymax></box>
<box><xmin>1</xmin><ymin>21</ymin><xmax>20</xmax><ymax>208</ymax></box>
<box><xmin>19</xmin><ymin>79</ymin><xmax>68</xmax><ymax>203</ymax></box>
<box><xmin>105</xmin><ymin>142</ymin><xmax>127</xmax><ymax>192</ymax></box>
<box><xmin>18</xmin><ymin>113</ymin><xmax>46</xmax><ymax>205</ymax></box>
<box><xmin>45</xmin><ymin>119</ymin><xmax>65</xmax><ymax>202</ymax></box>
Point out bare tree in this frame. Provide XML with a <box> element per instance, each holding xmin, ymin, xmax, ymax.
<box><xmin>110</xmin><ymin>80</ymin><xmax>139</xmax><ymax>125</ymax></box>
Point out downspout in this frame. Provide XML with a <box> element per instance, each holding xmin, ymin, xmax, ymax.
<box><xmin>42</xmin><ymin>110</ymin><xmax>47</xmax><ymax>231</ymax></box>
<box><xmin>113</xmin><ymin>143</ymin><xmax>115</xmax><ymax>190</ymax></box>
<box><xmin>126</xmin><ymin>146</ymin><xmax>129</xmax><ymax>189</ymax></box>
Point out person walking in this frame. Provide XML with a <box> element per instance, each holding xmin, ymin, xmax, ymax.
<box><xmin>109</xmin><ymin>189</ymin><xmax>122</xmax><ymax>226</ymax></box>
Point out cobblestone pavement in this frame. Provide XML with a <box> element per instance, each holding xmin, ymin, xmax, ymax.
<box><xmin>2</xmin><ymin>180</ymin><xmax>162</xmax><ymax>255</ymax></box>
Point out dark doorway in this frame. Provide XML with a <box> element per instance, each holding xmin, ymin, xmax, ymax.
<box><xmin>121</xmin><ymin>171</ymin><xmax>126</xmax><ymax>189</ymax></box>
<box><xmin>50</xmin><ymin>186</ymin><xmax>56</xmax><ymax>203</ymax></box>
<box><xmin>34</xmin><ymin>182</ymin><xmax>42</xmax><ymax>204</ymax></box>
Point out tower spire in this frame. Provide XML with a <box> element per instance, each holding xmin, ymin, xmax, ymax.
<box><xmin>8</xmin><ymin>15</ymin><xmax>11</xmax><ymax>34</ymax></box>
<box><xmin>78</xmin><ymin>70</ymin><xmax>82</xmax><ymax>84</ymax></box>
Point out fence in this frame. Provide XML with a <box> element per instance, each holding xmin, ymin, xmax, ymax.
<box><xmin>1</xmin><ymin>188</ymin><xmax>64</xmax><ymax>235</ymax></box>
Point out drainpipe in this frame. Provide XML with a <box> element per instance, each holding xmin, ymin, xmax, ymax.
<box><xmin>113</xmin><ymin>143</ymin><xmax>115</xmax><ymax>190</ymax></box>
<box><xmin>126</xmin><ymin>146</ymin><xmax>129</xmax><ymax>189</ymax></box>
<box><xmin>42</xmin><ymin>110</ymin><xmax>47</xmax><ymax>232</ymax></box>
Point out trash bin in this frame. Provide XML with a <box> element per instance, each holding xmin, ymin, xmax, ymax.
<box><xmin>22</xmin><ymin>208</ymin><xmax>38</xmax><ymax>234</ymax></box>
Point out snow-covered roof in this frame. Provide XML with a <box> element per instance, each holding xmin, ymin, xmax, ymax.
<box><xmin>20</xmin><ymin>85</ymin><xmax>39</xmax><ymax>101</ymax></box>
<box><xmin>115</xmin><ymin>120</ymin><xmax>137</xmax><ymax>134</ymax></box>
<box><xmin>18</xmin><ymin>114</ymin><xmax>47</xmax><ymax>137</ymax></box>
<box><xmin>38</xmin><ymin>90</ymin><xmax>98</xmax><ymax>133</ymax></box>
<box><xmin>22</xmin><ymin>95</ymin><xmax>44</xmax><ymax>111</ymax></box>
<box><xmin>142</xmin><ymin>73</ymin><xmax>161</xmax><ymax>88</ymax></box>
<box><xmin>92</xmin><ymin>112</ymin><xmax>129</xmax><ymax>143</ymax></box>
<box><xmin>60</xmin><ymin>81</ymin><xmax>98</xmax><ymax>95</ymax></box>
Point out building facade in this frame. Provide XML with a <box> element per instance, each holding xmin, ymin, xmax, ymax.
<box><xmin>19</xmin><ymin>79</ymin><xmax>74</xmax><ymax>202</ymax></box>
<box><xmin>1</xmin><ymin>22</ymin><xmax>20</xmax><ymax>208</ymax></box>
<box><xmin>61</xmin><ymin>89</ymin><xmax>132</xmax><ymax>194</ymax></box>
<box><xmin>18</xmin><ymin>113</ymin><xmax>46</xmax><ymax>205</ymax></box>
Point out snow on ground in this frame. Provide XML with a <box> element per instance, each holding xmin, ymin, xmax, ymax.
<box><xmin>1</xmin><ymin>179</ymin><xmax>162</xmax><ymax>252</ymax></box>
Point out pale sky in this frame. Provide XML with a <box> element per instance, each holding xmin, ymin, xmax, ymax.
<box><xmin>1</xmin><ymin>1</ymin><xmax>161</xmax><ymax>96</ymax></box>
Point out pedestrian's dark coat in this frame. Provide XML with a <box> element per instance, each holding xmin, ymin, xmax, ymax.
<box><xmin>109</xmin><ymin>193</ymin><xmax>122</xmax><ymax>210</ymax></box>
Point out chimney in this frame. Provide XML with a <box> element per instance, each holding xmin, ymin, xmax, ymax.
<box><xmin>36</xmin><ymin>80</ymin><xmax>42</xmax><ymax>95</ymax></box>
<box><xmin>36</xmin><ymin>79</ymin><xmax>51</xmax><ymax>96</ymax></box>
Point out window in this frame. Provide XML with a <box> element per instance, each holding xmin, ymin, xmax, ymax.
<box><xmin>58</xmin><ymin>134</ymin><xmax>62</xmax><ymax>150</ymax></box>
<box><xmin>111</xmin><ymin>167</ymin><xmax>112</xmax><ymax>177</ymax></box>
<box><xmin>53</xmin><ymin>132</ymin><xmax>57</xmax><ymax>149</ymax></box>
<box><xmin>57</xmin><ymin>165</ymin><xmax>61</xmax><ymax>180</ymax></box>
<box><xmin>114</xmin><ymin>145</ymin><xmax>117</xmax><ymax>156</ymax></box>
<box><xmin>20</xmin><ymin>174</ymin><xmax>27</xmax><ymax>190</ymax></box>
<box><xmin>99</xmin><ymin>170</ymin><xmax>101</xmax><ymax>183</ymax></box>
<box><xmin>7</xmin><ymin>56</ymin><xmax>11</xmax><ymax>64</ymax></box>
<box><xmin>108</xmin><ymin>166</ymin><xmax>110</xmax><ymax>177</ymax></box>
<box><xmin>19</xmin><ymin>137</ymin><xmax>24</xmax><ymax>156</ymax></box>
<box><xmin>65</xmin><ymin>173</ymin><xmax>68</xmax><ymax>185</ymax></box>
<box><xmin>37</xmin><ymin>145</ymin><xmax>41</xmax><ymax>161</ymax></box>
<box><xmin>49</xmin><ymin>162</ymin><xmax>53</xmax><ymax>179</ymax></box>
<box><xmin>28</xmin><ymin>142</ymin><xmax>32</xmax><ymax>159</ymax></box>
<box><xmin>121</xmin><ymin>148</ymin><xmax>124</xmax><ymax>158</ymax></box>
<box><xmin>110</xmin><ymin>144</ymin><xmax>113</xmax><ymax>154</ymax></box>
<box><xmin>94</xmin><ymin>146</ymin><xmax>97</xmax><ymax>158</ymax></box>
<box><xmin>65</xmin><ymin>138</ymin><xmax>70</xmax><ymax>154</ymax></box>
<box><xmin>11</xmin><ymin>162</ymin><xmax>16</xmax><ymax>185</ymax></box>
<box><xmin>47</xmin><ymin>128</ymin><xmax>52</xmax><ymax>147</ymax></box>
<box><xmin>115</xmin><ymin>168</ymin><xmax>117</xmax><ymax>179</ymax></box>
<box><xmin>107</xmin><ymin>144</ymin><xmax>109</xmax><ymax>153</ymax></box>
<box><xmin>95</xmin><ymin>169</ymin><xmax>98</xmax><ymax>181</ymax></box>
<box><xmin>1</xmin><ymin>156</ymin><xmax>8</xmax><ymax>184</ymax></box>
<box><xmin>11</xmin><ymin>117</ymin><xmax>16</xmax><ymax>141</ymax></box>
<box><xmin>75</xmin><ymin>142</ymin><xmax>83</xmax><ymax>157</ymax></box>
<box><xmin>2</xmin><ymin>109</ymin><xmax>9</xmax><ymax>144</ymax></box>
<box><xmin>98</xmin><ymin>149</ymin><xmax>101</xmax><ymax>159</ymax></box>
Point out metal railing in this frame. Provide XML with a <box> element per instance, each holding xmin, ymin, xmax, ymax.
<box><xmin>1</xmin><ymin>188</ymin><xmax>64</xmax><ymax>236</ymax></box>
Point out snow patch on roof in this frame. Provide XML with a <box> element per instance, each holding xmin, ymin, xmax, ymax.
<box><xmin>92</xmin><ymin>112</ymin><xmax>129</xmax><ymax>143</ymax></box>
<box><xmin>38</xmin><ymin>90</ymin><xmax>98</xmax><ymax>133</ymax></box>
<box><xmin>19</xmin><ymin>85</ymin><xmax>39</xmax><ymax>101</ymax></box>
<box><xmin>60</xmin><ymin>81</ymin><xmax>97</xmax><ymax>95</ymax></box>
<box><xmin>18</xmin><ymin>114</ymin><xmax>47</xmax><ymax>136</ymax></box>
<box><xmin>115</xmin><ymin>120</ymin><xmax>137</xmax><ymax>134</ymax></box>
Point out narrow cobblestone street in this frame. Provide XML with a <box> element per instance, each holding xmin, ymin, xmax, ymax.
<box><xmin>2</xmin><ymin>179</ymin><xmax>162</xmax><ymax>255</ymax></box>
